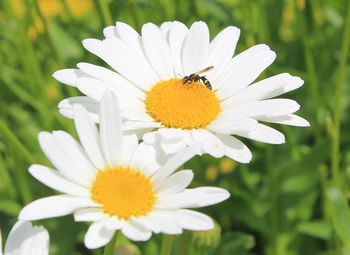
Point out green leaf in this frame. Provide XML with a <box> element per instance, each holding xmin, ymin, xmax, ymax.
<box><xmin>0</xmin><ymin>200</ymin><xmax>21</xmax><ymax>216</ymax></box>
<box><xmin>297</xmin><ymin>220</ymin><xmax>332</xmax><ymax>240</ymax></box>
<box><xmin>212</xmin><ymin>232</ymin><xmax>255</xmax><ymax>255</ymax></box>
<box><xmin>326</xmin><ymin>187</ymin><xmax>350</xmax><ymax>251</ymax></box>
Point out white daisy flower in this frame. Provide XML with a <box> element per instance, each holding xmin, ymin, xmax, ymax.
<box><xmin>54</xmin><ymin>21</ymin><xmax>309</xmax><ymax>163</ymax></box>
<box><xmin>0</xmin><ymin>221</ymin><xmax>49</xmax><ymax>255</ymax></box>
<box><xmin>18</xmin><ymin>91</ymin><xmax>230</xmax><ymax>249</ymax></box>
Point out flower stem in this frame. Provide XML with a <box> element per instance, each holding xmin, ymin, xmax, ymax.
<box><xmin>331</xmin><ymin>1</ymin><xmax>350</xmax><ymax>188</ymax></box>
<box><xmin>160</xmin><ymin>235</ymin><xmax>174</xmax><ymax>255</ymax></box>
<box><xmin>127</xmin><ymin>0</ymin><xmax>141</xmax><ymax>31</ymax></box>
<box><xmin>96</xmin><ymin>0</ymin><xmax>113</xmax><ymax>26</ymax></box>
<box><xmin>103</xmin><ymin>232</ymin><xmax>119</xmax><ymax>255</ymax></box>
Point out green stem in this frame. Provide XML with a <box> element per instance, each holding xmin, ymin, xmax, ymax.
<box><xmin>103</xmin><ymin>232</ymin><xmax>118</xmax><ymax>255</ymax></box>
<box><xmin>266</xmin><ymin>147</ymin><xmax>279</xmax><ymax>255</ymax></box>
<box><xmin>127</xmin><ymin>0</ymin><xmax>141</xmax><ymax>31</ymax></box>
<box><xmin>303</xmin><ymin>40</ymin><xmax>321</xmax><ymax>141</ymax></box>
<box><xmin>0</xmin><ymin>121</ymin><xmax>33</xmax><ymax>203</ymax></box>
<box><xmin>331</xmin><ymin>1</ymin><xmax>350</xmax><ymax>188</ymax></box>
<box><xmin>97</xmin><ymin>0</ymin><xmax>113</xmax><ymax>26</ymax></box>
<box><xmin>0</xmin><ymin>120</ymin><xmax>35</xmax><ymax>165</ymax></box>
<box><xmin>160</xmin><ymin>235</ymin><xmax>174</xmax><ymax>255</ymax></box>
<box><xmin>0</xmin><ymin>154</ymin><xmax>16</xmax><ymax>200</ymax></box>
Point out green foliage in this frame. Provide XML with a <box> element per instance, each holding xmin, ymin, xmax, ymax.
<box><xmin>1</xmin><ymin>0</ymin><xmax>350</xmax><ymax>254</ymax></box>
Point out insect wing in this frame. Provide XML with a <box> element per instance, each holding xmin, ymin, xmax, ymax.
<box><xmin>193</xmin><ymin>66</ymin><xmax>214</xmax><ymax>75</ymax></box>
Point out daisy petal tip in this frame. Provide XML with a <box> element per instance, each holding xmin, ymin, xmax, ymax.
<box><xmin>28</xmin><ymin>164</ymin><xmax>42</xmax><ymax>176</ymax></box>
<box><xmin>240</xmin><ymin>153</ymin><xmax>253</xmax><ymax>164</ymax></box>
<box><xmin>197</xmin><ymin>217</ymin><xmax>215</xmax><ymax>231</ymax></box>
<box><xmin>52</xmin><ymin>69</ymin><xmax>78</xmax><ymax>86</ymax></box>
<box><xmin>303</xmin><ymin>119</ymin><xmax>311</xmax><ymax>127</ymax></box>
<box><xmin>84</xmin><ymin>238</ymin><xmax>101</xmax><ymax>250</ymax></box>
<box><xmin>297</xmin><ymin>117</ymin><xmax>310</xmax><ymax>127</ymax></box>
<box><xmin>101</xmin><ymin>89</ymin><xmax>117</xmax><ymax>102</ymax></box>
<box><xmin>38</xmin><ymin>131</ymin><xmax>51</xmax><ymax>142</ymax></box>
<box><xmin>76</xmin><ymin>62</ymin><xmax>88</xmax><ymax>69</ymax></box>
<box><xmin>296</xmin><ymin>76</ymin><xmax>304</xmax><ymax>86</ymax></box>
<box><xmin>82</xmin><ymin>38</ymin><xmax>102</xmax><ymax>51</ymax></box>
<box><xmin>270</xmin><ymin>50</ymin><xmax>277</xmax><ymax>60</ymax></box>
<box><xmin>57</xmin><ymin>99</ymin><xmax>67</xmax><ymax>108</ymax></box>
<box><xmin>279</xmin><ymin>137</ymin><xmax>286</xmax><ymax>144</ymax></box>
<box><xmin>18</xmin><ymin>207</ymin><xmax>34</xmax><ymax>221</ymax></box>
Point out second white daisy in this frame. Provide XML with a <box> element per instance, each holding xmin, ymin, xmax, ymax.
<box><xmin>19</xmin><ymin>91</ymin><xmax>230</xmax><ymax>249</ymax></box>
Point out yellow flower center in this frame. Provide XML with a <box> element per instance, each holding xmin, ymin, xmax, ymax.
<box><xmin>145</xmin><ymin>78</ymin><xmax>221</xmax><ymax>129</ymax></box>
<box><xmin>91</xmin><ymin>167</ymin><xmax>156</xmax><ymax>220</ymax></box>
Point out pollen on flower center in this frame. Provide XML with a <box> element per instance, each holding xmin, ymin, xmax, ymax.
<box><xmin>145</xmin><ymin>78</ymin><xmax>221</xmax><ymax>129</ymax></box>
<box><xmin>91</xmin><ymin>167</ymin><xmax>156</xmax><ymax>220</ymax></box>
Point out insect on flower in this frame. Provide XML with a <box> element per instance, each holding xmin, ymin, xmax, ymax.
<box><xmin>182</xmin><ymin>66</ymin><xmax>214</xmax><ymax>90</ymax></box>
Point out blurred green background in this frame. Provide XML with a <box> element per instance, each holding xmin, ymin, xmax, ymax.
<box><xmin>1</xmin><ymin>0</ymin><xmax>350</xmax><ymax>254</ymax></box>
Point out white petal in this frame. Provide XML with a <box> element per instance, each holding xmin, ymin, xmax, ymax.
<box><xmin>51</xmin><ymin>131</ymin><xmax>96</xmax><ymax>183</ymax></box>
<box><xmin>144</xmin><ymin>211</ymin><xmax>183</xmax><ymax>234</ymax></box>
<box><xmin>206</xmin><ymin>26</ymin><xmax>240</xmax><ymax>84</ymax></box>
<box><xmin>142</xmin><ymin>23</ymin><xmax>174</xmax><ymax>80</ymax></box>
<box><xmin>207</xmin><ymin>117</ymin><xmax>258</xmax><ymax>134</ymax></box>
<box><xmin>84</xmin><ymin>220</ymin><xmax>115</xmax><ymax>249</ymax></box>
<box><xmin>73</xmin><ymin>104</ymin><xmax>106</xmax><ymax>169</ymax></box>
<box><xmin>124</xmin><ymin>121</ymin><xmax>162</xmax><ymax>130</ymax></box>
<box><xmin>142</xmin><ymin>131</ymin><xmax>160</xmax><ymax>144</ymax></box>
<box><xmin>259</xmin><ymin>114</ymin><xmax>310</xmax><ymax>127</ymax></box>
<box><xmin>156</xmin><ymin>187</ymin><xmax>230</xmax><ymax>209</ymax></box>
<box><xmin>182</xmin><ymin>21</ymin><xmax>210</xmax><ymax>75</ymax></box>
<box><xmin>151</xmin><ymin>144</ymin><xmax>200</xmax><ymax>184</ymax></box>
<box><xmin>19</xmin><ymin>195</ymin><xmax>97</xmax><ymax>221</ymax></box>
<box><xmin>130</xmin><ymin>217</ymin><xmax>160</xmax><ymax>234</ymax></box>
<box><xmin>38</xmin><ymin>132</ymin><xmax>93</xmax><ymax>186</ymax></box>
<box><xmin>158</xmin><ymin>128</ymin><xmax>186</xmax><ymax>142</ymax></box>
<box><xmin>29</xmin><ymin>165</ymin><xmax>90</xmax><ymax>197</ymax></box>
<box><xmin>130</xmin><ymin>143</ymin><xmax>157</xmax><ymax>173</ymax></box>
<box><xmin>222</xmin><ymin>73</ymin><xmax>304</xmax><ymax>107</ymax></box>
<box><xmin>235</xmin><ymin>123</ymin><xmax>285</xmax><ymax>144</ymax></box>
<box><xmin>191</xmin><ymin>129</ymin><xmax>225</xmax><ymax>158</ymax></box>
<box><xmin>216</xmin><ymin>44</ymin><xmax>276</xmax><ymax>100</ymax></box>
<box><xmin>121</xmin><ymin>222</ymin><xmax>152</xmax><ymax>241</ymax></box>
<box><xmin>75</xmin><ymin>77</ymin><xmax>109</xmax><ymax>101</ymax></box>
<box><xmin>77</xmin><ymin>62</ymin><xmax>145</xmax><ymax>100</ymax></box>
<box><xmin>160</xmin><ymin>21</ymin><xmax>171</xmax><ymax>37</ymax></box>
<box><xmin>103</xmin><ymin>218</ymin><xmax>125</xmax><ymax>231</ymax></box>
<box><xmin>115</xmin><ymin>22</ymin><xmax>139</xmax><ymax>45</ymax></box>
<box><xmin>58</xmin><ymin>96</ymin><xmax>99</xmax><ymax>122</ymax></box>
<box><xmin>103</xmin><ymin>26</ymin><xmax>117</xmax><ymax>38</ymax></box>
<box><xmin>119</xmin><ymin>134</ymin><xmax>139</xmax><ymax>165</ymax></box>
<box><xmin>115</xmin><ymin>21</ymin><xmax>159</xmax><ymax>82</ymax></box>
<box><xmin>76</xmin><ymin>77</ymin><xmax>144</xmax><ymax>112</ymax></box>
<box><xmin>172</xmin><ymin>209</ymin><xmax>214</xmax><ymax>231</ymax></box>
<box><xmin>220</xmin><ymin>99</ymin><xmax>300</xmax><ymax>118</ymax></box>
<box><xmin>83</xmin><ymin>37</ymin><xmax>158</xmax><ymax>91</ymax></box>
<box><xmin>121</xmin><ymin>109</ymin><xmax>154</xmax><ymax>122</ymax></box>
<box><xmin>155</xmin><ymin>170</ymin><xmax>193</xmax><ymax>195</ymax></box>
<box><xmin>160</xmin><ymin>140</ymin><xmax>187</xmax><ymax>154</ymax></box>
<box><xmin>142</xmin><ymin>161</ymin><xmax>161</xmax><ymax>177</ymax></box>
<box><xmin>168</xmin><ymin>21</ymin><xmax>188</xmax><ymax>75</ymax></box>
<box><xmin>215</xmin><ymin>134</ymin><xmax>252</xmax><ymax>163</ymax></box>
<box><xmin>74</xmin><ymin>208</ymin><xmax>107</xmax><ymax>222</ymax></box>
<box><xmin>4</xmin><ymin>221</ymin><xmax>49</xmax><ymax>255</ymax></box>
<box><xmin>52</xmin><ymin>69</ymin><xmax>84</xmax><ymax>87</ymax></box>
<box><xmin>99</xmin><ymin>91</ymin><xmax>123</xmax><ymax>167</ymax></box>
